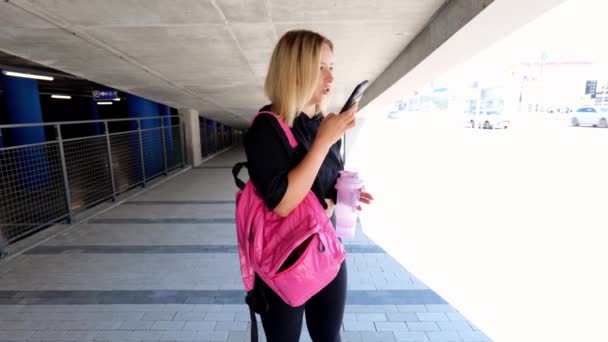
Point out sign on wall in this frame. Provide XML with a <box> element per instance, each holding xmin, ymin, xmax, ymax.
<box><xmin>92</xmin><ymin>90</ymin><xmax>118</xmax><ymax>101</ymax></box>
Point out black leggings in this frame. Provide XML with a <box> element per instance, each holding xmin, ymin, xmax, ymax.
<box><xmin>258</xmin><ymin>261</ymin><xmax>347</xmax><ymax>342</ymax></box>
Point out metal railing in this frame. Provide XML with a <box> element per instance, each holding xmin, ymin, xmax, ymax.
<box><xmin>199</xmin><ymin>119</ymin><xmax>231</xmax><ymax>158</ymax></box>
<box><xmin>198</xmin><ymin>118</ymin><xmax>242</xmax><ymax>159</ymax></box>
<box><xmin>200</xmin><ymin>118</ymin><xmax>212</xmax><ymax>157</ymax></box>
<box><xmin>233</xmin><ymin>129</ymin><xmax>244</xmax><ymax>145</ymax></box>
<box><xmin>0</xmin><ymin>115</ymin><xmax>185</xmax><ymax>248</ymax></box>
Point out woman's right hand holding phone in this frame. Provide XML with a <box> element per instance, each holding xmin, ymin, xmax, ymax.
<box><xmin>316</xmin><ymin>102</ymin><xmax>358</xmax><ymax>148</ymax></box>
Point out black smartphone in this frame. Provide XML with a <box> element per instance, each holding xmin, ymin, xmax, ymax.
<box><xmin>340</xmin><ymin>80</ymin><xmax>369</xmax><ymax>113</ymax></box>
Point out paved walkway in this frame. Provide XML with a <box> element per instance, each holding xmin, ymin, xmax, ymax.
<box><xmin>0</xmin><ymin>147</ymin><xmax>491</xmax><ymax>342</ymax></box>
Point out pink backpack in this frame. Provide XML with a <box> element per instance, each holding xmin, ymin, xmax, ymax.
<box><xmin>233</xmin><ymin>111</ymin><xmax>346</xmax><ymax>308</ymax></box>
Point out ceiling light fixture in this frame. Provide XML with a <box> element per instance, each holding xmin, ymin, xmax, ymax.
<box><xmin>113</xmin><ymin>98</ymin><xmax>121</xmax><ymax>101</ymax></box>
<box><xmin>97</xmin><ymin>101</ymin><xmax>112</xmax><ymax>105</ymax></box>
<box><xmin>51</xmin><ymin>94</ymin><xmax>71</xmax><ymax>99</ymax></box>
<box><xmin>2</xmin><ymin>70</ymin><xmax>54</xmax><ymax>81</ymax></box>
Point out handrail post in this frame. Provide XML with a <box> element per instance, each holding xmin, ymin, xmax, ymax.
<box><xmin>160</xmin><ymin>118</ymin><xmax>169</xmax><ymax>175</ymax></box>
<box><xmin>104</xmin><ymin>121</ymin><xmax>117</xmax><ymax>202</ymax></box>
<box><xmin>179</xmin><ymin>115</ymin><xmax>186</xmax><ymax>168</ymax></box>
<box><xmin>137</xmin><ymin>119</ymin><xmax>146</xmax><ymax>186</ymax></box>
<box><xmin>55</xmin><ymin>124</ymin><xmax>73</xmax><ymax>223</ymax></box>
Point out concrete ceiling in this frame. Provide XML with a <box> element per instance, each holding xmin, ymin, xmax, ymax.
<box><xmin>0</xmin><ymin>0</ymin><xmax>447</xmax><ymax>128</ymax></box>
<box><xmin>0</xmin><ymin>51</ymin><xmax>116</xmax><ymax>97</ymax></box>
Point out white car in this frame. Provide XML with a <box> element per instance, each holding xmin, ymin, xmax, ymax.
<box><xmin>570</xmin><ymin>107</ymin><xmax>608</xmax><ymax>128</ymax></box>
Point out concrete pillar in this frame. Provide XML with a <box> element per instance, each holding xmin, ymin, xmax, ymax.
<box><xmin>86</xmin><ymin>98</ymin><xmax>101</xmax><ymax>136</ymax></box>
<box><xmin>158</xmin><ymin>104</ymin><xmax>174</xmax><ymax>155</ymax></box>
<box><xmin>0</xmin><ymin>73</ymin><xmax>50</xmax><ymax>188</ymax></box>
<box><xmin>200</xmin><ymin>117</ymin><xmax>208</xmax><ymax>156</ymax></box>
<box><xmin>127</xmin><ymin>94</ymin><xmax>163</xmax><ymax>178</ymax></box>
<box><xmin>217</xmin><ymin>123</ymin><xmax>223</xmax><ymax>150</ymax></box>
<box><xmin>179</xmin><ymin>108</ymin><xmax>202</xmax><ymax>167</ymax></box>
<box><xmin>1</xmin><ymin>74</ymin><xmax>47</xmax><ymax>146</ymax></box>
<box><xmin>208</xmin><ymin>120</ymin><xmax>217</xmax><ymax>153</ymax></box>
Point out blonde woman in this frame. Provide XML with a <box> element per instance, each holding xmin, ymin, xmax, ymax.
<box><xmin>244</xmin><ymin>30</ymin><xmax>374</xmax><ymax>342</ymax></box>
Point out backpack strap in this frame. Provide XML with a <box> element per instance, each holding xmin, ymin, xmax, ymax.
<box><xmin>251</xmin><ymin>111</ymin><xmax>298</xmax><ymax>148</ymax></box>
<box><xmin>232</xmin><ymin>162</ymin><xmax>247</xmax><ymax>190</ymax></box>
<box><xmin>246</xmin><ymin>294</ymin><xmax>259</xmax><ymax>342</ymax></box>
<box><xmin>233</xmin><ymin>111</ymin><xmax>298</xmax><ymax>191</ymax></box>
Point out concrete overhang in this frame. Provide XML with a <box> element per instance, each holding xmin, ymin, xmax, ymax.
<box><xmin>0</xmin><ymin>0</ymin><xmax>449</xmax><ymax>128</ymax></box>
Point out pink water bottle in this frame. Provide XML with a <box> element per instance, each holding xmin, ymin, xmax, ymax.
<box><xmin>334</xmin><ymin>171</ymin><xmax>364</xmax><ymax>239</ymax></box>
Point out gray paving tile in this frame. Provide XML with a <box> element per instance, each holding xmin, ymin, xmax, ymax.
<box><xmin>341</xmin><ymin>331</ymin><xmax>363</xmax><ymax>342</ymax></box>
<box><xmin>124</xmin><ymin>200</ymin><xmax>236</xmax><ymax>205</ymax></box>
<box><xmin>407</xmin><ymin>322</ymin><xmax>440</xmax><ymax>332</ymax></box>
<box><xmin>182</xmin><ymin>321</ymin><xmax>216</xmax><ymax>331</ymax></box>
<box><xmin>150</xmin><ymin>320</ymin><xmax>185</xmax><ymax>330</ymax></box>
<box><xmin>131</xmin><ymin>330</ymin><xmax>164</xmax><ymax>340</ymax></box>
<box><xmin>343</xmin><ymin>321</ymin><xmax>376</xmax><ymax>332</ymax></box>
<box><xmin>214</xmin><ymin>320</ymin><xmax>247</xmax><ymax>331</ymax></box>
<box><xmin>172</xmin><ymin>311</ymin><xmax>206</xmax><ymax>321</ymax></box>
<box><xmin>360</xmin><ymin>331</ymin><xmax>399</xmax><ymax>341</ymax></box>
<box><xmin>397</xmin><ymin>305</ymin><xmax>428</xmax><ymax>313</ymax></box>
<box><xmin>387</xmin><ymin>313</ymin><xmax>420</xmax><ymax>322</ymax></box>
<box><xmin>417</xmin><ymin>313</ymin><xmax>449</xmax><ymax>321</ymax></box>
<box><xmin>347</xmin><ymin>290</ymin><xmax>447</xmax><ymax>305</ymax></box>
<box><xmin>345</xmin><ymin>245</ymin><xmax>385</xmax><ymax>253</ymax></box>
<box><xmin>425</xmin><ymin>304</ymin><xmax>459</xmax><ymax>313</ymax></box>
<box><xmin>227</xmin><ymin>331</ymin><xmax>248</xmax><ymax>342</ymax></box>
<box><xmin>87</xmin><ymin>218</ymin><xmax>235</xmax><ymax>224</ymax></box>
<box><xmin>437</xmin><ymin>321</ymin><xmax>474</xmax><ymax>332</ymax></box>
<box><xmin>426</xmin><ymin>331</ymin><xmax>462</xmax><ymax>341</ymax></box>
<box><xmin>24</xmin><ymin>245</ymin><xmax>237</xmax><ymax>254</ymax></box>
<box><xmin>142</xmin><ymin>311</ymin><xmax>176</xmax><ymax>321</ymax></box>
<box><xmin>24</xmin><ymin>244</ymin><xmax>384</xmax><ymax>254</ymax></box>
<box><xmin>393</xmin><ymin>331</ymin><xmax>430</xmax><ymax>341</ymax></box>
<box><xmin>193</xmin><ymin>166</ymin><xmax>235</xmax><ymax>169</ymax></box>
<box><xmin>0</xmin><ymin>331</ymin><xmax>35</xmax><ymax>340</ymax></box>
<box><xmin>29</xmin><ymin>330</ymin><xmax>97</xmax><ymax>340</ymax></box>
<box><xmin>0</xmin><ymin>291</ymin><xmax>18</xmax><ymax>298</ymax></box>
<box><xmin>0</xmin><ymin>290</ymin><xmax>447</xmax><ymax>305</ymax></box>
<box><xmin>375</xmin><ymin>321</ymin><xmax>409</xmax><ymax>331</ymax></box>
<box><xmin>118</xmin><ymin>320</ymin><xmax>155</xmax><ymax>330</ymax></box>
<box><xmin>356</xmin><ymin>313</ymin><xmax>387</xmax><ymax>321</ymax></box>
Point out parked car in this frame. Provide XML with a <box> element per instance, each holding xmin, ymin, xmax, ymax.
<box><xmin>570</xmin><ymin>107</ymin><xmax>608</xmax><ymax>128</ymax></box>
<box><xmin>466</xmin><ymin>110</ymin><xmax>510</xmax><ymax>129</ymax></box>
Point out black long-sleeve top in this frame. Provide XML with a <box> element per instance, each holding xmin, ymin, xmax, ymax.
<box><xmin>244</xmin><ymin>105</ymin><xmax>344</xmax><ymax>211</ymax></box>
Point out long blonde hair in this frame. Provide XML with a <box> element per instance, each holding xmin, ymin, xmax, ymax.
<box><xmin>265</xmin><ymin>30</ymin><xmax>333</xmax><ymax>126</ymax></box>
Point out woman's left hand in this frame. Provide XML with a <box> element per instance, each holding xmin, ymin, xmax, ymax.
<box><xmin>357</xmin><ymin>189</ymin><xmax>374</xmax><ymax>211</ymax></box>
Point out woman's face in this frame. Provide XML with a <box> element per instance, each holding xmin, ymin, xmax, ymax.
<box><xmin>308</xmin><ymin>43</ymin><xmax>334</xmax><ymax>107</ymax></box>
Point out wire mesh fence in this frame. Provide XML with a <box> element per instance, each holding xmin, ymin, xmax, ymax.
<box><xmin>199</xmin><ymin>118</ymin><xmax>209</xmax><ymax>157</ymax></box>
<box><xmin>108</xmin><ymin>131</ymin><xmax>144</xmax><ymax>193</ymax></box>
<box><xmin>233</xmin><ymin>129</ymin><xmax>244</xmax><ymax>145</ymax></box>
<box><xmin>141</xmin><ymin>128</ymin><xmax>165</xmax><ymax>180</ymax></box>
<box><xmin>166</xmin><ymin>125</ymin><xmax>183</xmax><ymax>170</ymax></box>
<box><xmin>200</xmin><ymin>118</ymin><xmax>222</xmax><ymax>158</ymax></box>
<box><xmin>207</xmin><ymin>121</ymin><xmax>217</xmax><ymax>155</ymax></box>
<box><xmin>198</xmin><ymin>118</ymin><xmax>243</xmax><ymax>159</ymax></box>
<box><xmin>217</xmin><ymin>125</ymin><xmax>225</xmax><ymax>151</ymax></box>
<box><xmin>62</xmin><ymin>136</ymin><xmax>114</xmax><ymax>211</ymax></box>
<box><xmin>0</xmin><ymin>142</ymin><xmax>68</xmax><ymax>247</ymax></box>
<box><xmin>0</xmin><ymin>115</ymin><xmax>184</xmax><ymax>247</ymax></box>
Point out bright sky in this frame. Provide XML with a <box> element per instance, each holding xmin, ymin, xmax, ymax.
<box><xmin>443</xmin><ymin>0</ymin><xmax>608</xmax><ymax>85</ymax></box>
